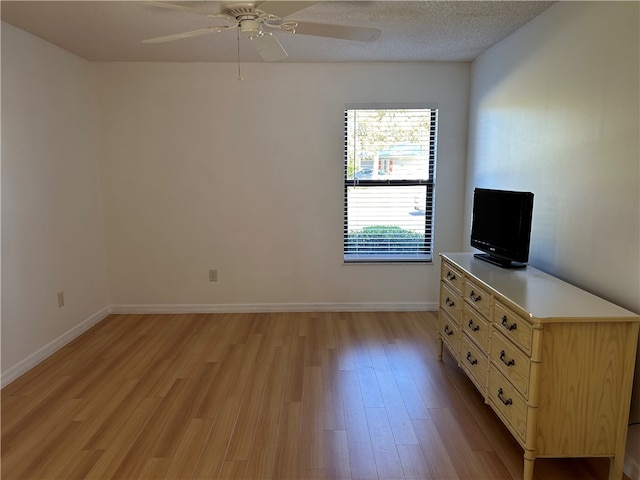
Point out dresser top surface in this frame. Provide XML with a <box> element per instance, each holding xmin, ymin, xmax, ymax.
<box><xmin>441</xmin><ymin>253</ymin><xmax>639</xmax><ymax>321</ymax></box>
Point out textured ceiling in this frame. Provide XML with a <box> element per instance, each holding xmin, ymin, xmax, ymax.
<box><xmin>1</xmin><ymin>1</ymin><xmax>555</xmax><ymax>63</ymax></box>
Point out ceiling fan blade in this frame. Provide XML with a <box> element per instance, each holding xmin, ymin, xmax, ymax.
<box><xmin>255</xmin><ymin>2</ymin><xmax>316</xmax><ymax>19</ymax></box>
<box><xmin>250</xmin><ymin>33</ymin><xmax>288</xmax><ymax>62</ymax></box>
<box><xmin>142</xmin><ymin>26</ymin><xmax>232</xmax><ymax>44</ymax></box>
<box><xmin>289</xmin><ymin>21</ymin><xmax>380</xmax><ymax>42</ymax></box>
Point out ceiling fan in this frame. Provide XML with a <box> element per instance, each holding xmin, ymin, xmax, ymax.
<box><xmin>142</xmin><ymin>1</ymin><xmax>381</xmax><ymax>62</ymax></box>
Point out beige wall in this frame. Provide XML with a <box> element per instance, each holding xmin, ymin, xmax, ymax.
<box><xmin>93</xmin><ymin>62</ymin><xmax>469</xmax><ymax>309</ymax></box>
<box><xmin>466</xmin><ymin>0</ymin><xmax>640</xmax><ymax>432</ymax></box>
<box><xmin>1</xmin><ymin>23</ymin><xmax>111</xmax><ymax>382</ymax></box>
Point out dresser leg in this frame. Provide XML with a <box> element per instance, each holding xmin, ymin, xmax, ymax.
<box><xmin>437</xmin><ymin>335</ymin><xmax>443</xmax><ymax>360</ymax></box>
<box><xmin>608</xmin><ymin>454</ymin><xmax>624</xmax><ymax>480</ymax></box>
<box><xmin>523</xmin><ymin>455</ymin><xmax>535</xmax><ymax>480</ymax></box>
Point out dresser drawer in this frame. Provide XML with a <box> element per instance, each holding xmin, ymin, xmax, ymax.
<box><xmin>493</xmin><ymin>300</ymin><xmax>533</xmax><ymax>354</ymax></box>
<box><xmin>488</xmin><ymin>365</ymin><xmax>527</xmax><ymax>445</ymax></box>
<box><xmin>441</xmin><ymin>260</ymin><xmax>463</xmax><ymax>294</ymax></box>
<box><xmin>463</xmin><ymin>304</ymin><xmax>490</xmax><ymax>353</ymax></box>
<box><xmin>440</xmin><ymin>282</ymin><xmax>462</xmax><ymax>326</ymax></box>
<box><xmin>439</xmin><ymin>311</ymin><xmax>461</xmax><ymax>358</ymax></box>
<box><xmin>464</xmin><ymin>278</ymin><xmax>491</xmax><ymax>318</ymax></box>
<box><xmin>490</xmin><ymin>328</ymin><xmax>531</xmax><ymax>397</ymax></box>
<box><xmin>461</xmin><ymin>334</ymin><xmax>488</xmax><ymax>394</ymax></box>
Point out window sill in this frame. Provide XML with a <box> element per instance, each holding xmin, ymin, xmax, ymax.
<box><xmin>344</xmin><ymin>253</ymin><xmax>433</xmax><ymax>264</ymax></box>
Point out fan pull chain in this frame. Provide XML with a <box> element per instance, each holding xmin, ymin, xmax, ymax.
<box><xmin>236</xmin><ymin>29</ymin><xmax>243</xmax><ymax>81</ymax></box>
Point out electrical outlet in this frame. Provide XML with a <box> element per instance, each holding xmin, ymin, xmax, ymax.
<box><xmin>57</xmin><ymin>291</ymin><xmax>65</xmax><ymax>307</ymax></box>
<box><xmin>209</xmin><ymin>269</ymin><xmax>218</xmax><ymax>282</ymax></box>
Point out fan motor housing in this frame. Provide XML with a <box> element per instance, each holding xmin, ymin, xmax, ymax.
<box><xmin>224</xmin><ymin>3</ymin><xmax>260</xmax><ymax>18</ymax></box>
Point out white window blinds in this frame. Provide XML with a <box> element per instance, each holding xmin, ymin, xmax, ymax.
<box><xmin>344</xmin><ymin>106</ymin><xmax>437</xmax><ymax>262</ymax></box>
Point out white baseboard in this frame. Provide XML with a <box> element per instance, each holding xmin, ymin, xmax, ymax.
<box><xmin>1</xmin><ymin>306</ymin><xmax>112</xmax><ymax>388</ymax></box>
<box><xmin>109</xmin><ymin>301</ymin><xmax>439</xmax><ymax>314</ymax></box>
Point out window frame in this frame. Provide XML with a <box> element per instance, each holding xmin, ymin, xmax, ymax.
<box><xmin>343</xmin><ymin>103</ymin><xmax>438</xmax><ymax>264</ymax></box>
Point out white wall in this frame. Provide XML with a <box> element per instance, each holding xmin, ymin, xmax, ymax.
<box><xmin>466</xmin><ymin>2</ymin><xmax>639</xmax><ymax>313</ymax></box>
<box><xmin>1</xmin><ymin>24</ymin><xmax>111</xmax><ymax>383</ymax></box>
<box><xmin>466</xmin><ymin>0</ymin><xmax>640</xmax><ymax>445</ymax></box>
<box><xmin>94</xmin><ymin>62</ymin><xmax>469</xmax><ymax>309</ymax></box>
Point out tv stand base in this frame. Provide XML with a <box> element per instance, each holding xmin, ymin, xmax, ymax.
<box><xmin>474</xmin><ymin>253</ymin><xmax>527</xmax><ymax>269</ymax></box>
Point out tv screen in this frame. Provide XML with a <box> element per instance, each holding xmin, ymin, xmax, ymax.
<box><xmin>470</xmin><ymin>188</ymin><xmax>534</xmax><ymax>268</ymax></box>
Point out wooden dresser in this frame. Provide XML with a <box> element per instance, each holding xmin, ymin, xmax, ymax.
<box><xmin>438</xmin><ymin>253</ymin><xmax>639</xmax><ymax>480</ymax></box>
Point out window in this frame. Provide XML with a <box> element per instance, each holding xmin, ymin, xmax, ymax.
<box><xmin>344</xmin><ymin>105</ymin><xmax>438</xmax><ymax>263</ymax></box>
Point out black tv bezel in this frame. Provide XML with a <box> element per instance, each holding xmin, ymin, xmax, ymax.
<box><xmin>470</xmin><ymin>188</ymin><xmax>534</xmax><ymax>269</ymax></box>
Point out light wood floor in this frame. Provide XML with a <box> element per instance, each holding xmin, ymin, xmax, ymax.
<box><xmin>1</xmin><ymin>311</ymin><xmax>623</xmax><ymax>480</ymax></box>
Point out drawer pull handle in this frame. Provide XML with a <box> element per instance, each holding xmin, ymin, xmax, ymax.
<box><xmin>444</xmin><ymin>325</ymin><xmax>454</xmax><ymax>336</ymax></box>
<box><xmin>497</xmin><ymin>388</ymin><xmax>513</xmax><ymax>406</ymax></box>
<box><xmin>501</xmin><ymin>315</ymin><xmax>518</xmax><ymax>331</ymax></box>
<box><xmin>446</xmin><ymin>271</ymin><xmax>457</xmax><ymax>281</ymax></box>
<box><xmin>468</xmin><ymin>319</ymin><xmax>480</xmax><ymax>332</ymax></box>
<box><xmin>445</xmin><ymin>297</ymin><xmax>455</xmax><ymax>308</ymax></box>
<box><xmin>469</xmin><ymin>290</ymin><xmax>482</xmax><ymax>302</ymax></box>
<box><xmin>466</xmin><ymin>352</ymin><xmax>478</xmax><ymax>365</ymax></box>
<box><xmin>499</xmin><ymin>350</ymin><xmax>515</xmax><ymax>367</ymax></box>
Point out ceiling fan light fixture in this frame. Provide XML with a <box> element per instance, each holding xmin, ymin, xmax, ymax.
<box><xmin>239</xmin><ymin>18</ymin><xmax>260</xmax><ymax>35</ymax></box>
<box><xmin>278</xmin><ymin>22</ymin><xmax>298</xmax><ymax>34</ymax></box>
<box><xmin>250</xmin><ymin>30</ymin><xmax>269</xmax><ymax>39</ymax></box>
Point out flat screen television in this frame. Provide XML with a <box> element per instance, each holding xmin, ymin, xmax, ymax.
<box><xmin>470</xmin><ymin>188</ymin><xmax>534</xmax><ymax>268</ymax></box>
